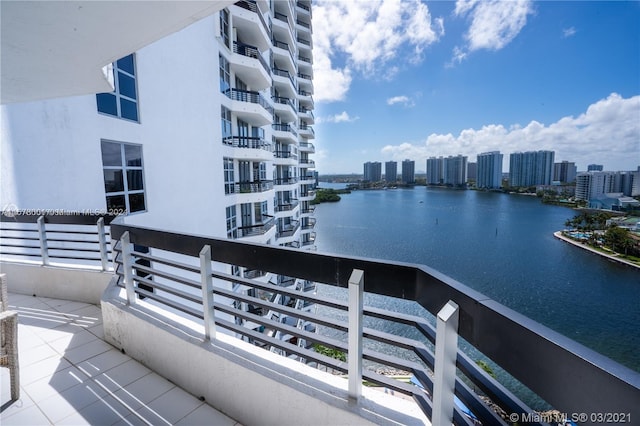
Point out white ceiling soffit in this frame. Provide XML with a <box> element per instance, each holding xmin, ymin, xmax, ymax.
<box><xmin>1</xmin><ymin>1</ymin><xmax>235</xmax><ymax>104</ymax></box>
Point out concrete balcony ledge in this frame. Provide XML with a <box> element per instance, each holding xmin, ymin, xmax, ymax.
<box><xmin>101</xmin><ymin>279</ymin><xmax>429</xmax><ymax>426</ymax></box>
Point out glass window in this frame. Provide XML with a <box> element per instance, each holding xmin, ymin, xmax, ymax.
<box><xmin>101</xmin><ymin>140</ymin><xmax>146</xmax><ymax>214</ymax></box>
<box><xmin>221</xmin><ymin>106</ymin><xmax>232</xmax><ymax>140</ymax></box>
<box><xmin>96</xmin><ymin>54</ymin><xmax>139</xmax><ymax>122</ymax></box>
<box><xmin>226</xmin><ymin>205</ymin><xmax>237</xmax><ymax>238</ymax></box>
<box><xmin>219</xmin><ymin>54</ymin><xmax>230</xmax><ymax>93</ymax></box>
<box><xmin>224</xmin><ymin>157</ymin><xmax>235</xmax><ymax>195</ymax></box>
<box><xmin>220</xmin><ymin>8</ymin><xmax>230</xmax><ymax>49</ymax></box>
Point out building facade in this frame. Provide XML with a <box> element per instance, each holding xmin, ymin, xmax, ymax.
<box><xmin>553</xmin><ymin>161</ymin><xmax>577</xmax><ymax>183</ymax></box>
<box><xmin>426</xmin><ymin>156</ymin><xmax>444</xmax><ymax>185</ymax></box>
<box><xmin>401</xmin><ymin>159</ymin><xmax>415</xmax><ymax>184</ymax></box>
<box><xmin>476</xmin><ymin>151</ymin><xmax>503</xmax><ymax>189</ymax></box>
<box><xmin>363</xmin><ymin>161</ymin><xmax>382</xmax><ymax>182</ymax></box>
<box><xmin>509</xmin><ymin>150</ymin><xmax>555</xmax><ymax>187</ymax></box>
<box><xmin>444</xmin><ymin>155</ymin><xmax>468</xmax><ymax>187</ymax></box>
<box><xmin>385</xmin><ymin>161</ymin><xmax>397</xmax><ymax>183</ymax></box>
<box><xmin>1</xmin><ymin>0</ymin><xmax>316</xmax><ymax>350</ymax></box>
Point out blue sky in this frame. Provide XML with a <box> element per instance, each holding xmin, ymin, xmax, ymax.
<box><xmin>311</xmin><ymin>0</ymin><xmax>640</xmax><ymax>174</ymax></box>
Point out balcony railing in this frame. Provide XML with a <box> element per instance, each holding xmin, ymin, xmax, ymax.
<box><xmin>223</xmin><ymin>135</ymin><xmax>271</xmax><ymax>151</ymax></box>
<box><xmin>274</xmin><ymin>199</ymin><xmax>299</xmax><ymax>211</ymax></box>
<box><xmin>223</xmin><ymin>88</ymin><xmax>273</xmax><ymax>115</ymax></box>
<box><xmin>233</xmin><ymin>0</ymin><xmax>271</xmax><ymax>38</ymax></box>
<box><xmin>3</xmin><ymin>213</ymin><xmax>639</xmax><ymax>425</ymax></box>
<box><xmin>0</xmin><ymin>213</ymin><xmax>114</xmax><ymax>270</ymax></box>
<box><xmin>276</xmin><ymin>220</ymin><xmax>299</xmax><ymax>239</ymax></box>
<box><xmin>271</xmin><ymin>67</ymin><xmax>296</xmax><ymax>89</ymax></box>
<box><xmin>233</xmin><ymin>180</ymin><xmax>274</xmax><ymax>194</ymax></box>
<box><xmin>274</xmin><ymin>150</ymin><xmax>297</xmax><ymax>160</ymax></box>
<box><xmin>271</xmin><ymin>123</ymin><xmax>298</xmax><ymax>137</ymax></box>
<box><xmin>271</xmin><ymin>96</ymin><xmax>296</xmax><ymax>112</ymax></box>
<box><xmin>232</xmin><ymin>41</ymin><xmax>270</xmax><ymax>75</ymax></box>
<box><xmin>297</xmin><ymin>55</ymin><xmax>312</xmax><ymax>64</ymax></box>
<box><xmin>274</xmin><ymin>176</ymin><xmax>299</xmax><ymax>186</ymax></box>
<box><xmin>238</xmin><ymin>217</ymin><xmax>275</xmax><ymax>237</ymax></box>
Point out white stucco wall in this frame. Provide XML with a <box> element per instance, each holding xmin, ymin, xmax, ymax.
<box><xmin>1</xmin><ymin>16</ymin><xmax>227</xmax><ymax>239</ymax></box>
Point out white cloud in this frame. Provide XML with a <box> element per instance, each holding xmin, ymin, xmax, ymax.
<box><xmin>387</xmin><ymin>95</ymin><xmax>415</xmax><ymax>107</ymax></box>
<box><xmin>563</xmin><ymin>27</ymin><xmax>576</xmax><ymax>38</ymax></box>
<box><xmin>317</xmin><ymin>111</ymin><xmax>360</xmax><ymax>123</ymax></box>
<box><xmin>380</xmin><ymin>93</ymin><xmax>640</xmax><ymax>171</ymax></box>
<box><xmin>313</xmin><ymin>0</ymin><xmax>444</xmax><ymax>102</ymax></box>
<box><xmin>451</xmin><ymin>0</ymin><xmax>533</xmax><ymax>64</ymax></box>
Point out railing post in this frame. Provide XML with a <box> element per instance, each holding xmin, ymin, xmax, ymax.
<box><xmin>199</xmin><ymin>245</ymin><xmax>216</xmax><ymax>341</ymax></box>
<box><xmin>348</xmin><ymin>268</ymin><xmax>364</xmax><ymax>401</ymax></box>
<box><xmin>432</xmin><ymin>300</ymin><xmax>460</xmax><ymax>426</ymax></box>
<box><xmin>121</xmin><ymin>231</ymin><xmax>135</xmax><ymax>305</ymax></box>
<box><xmin>97</xmin><ymin>217</ymin><xmax>109</xmax><ymax>271</ymax></box>
<box><xmin>36</xmin><ymin>216</ymin><xmax>49</xmax><ymax>265</ymax></box>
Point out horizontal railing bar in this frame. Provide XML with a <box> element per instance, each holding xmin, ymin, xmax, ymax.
<box><xmin>212</xmin><ymin>285</ymin><xmax>347</xmax><ymax>333</ymax></box>
<box><xmin>46</xmin><ymin>246</ymin><xmax>101</xmax><ymax>253</ymax></box>
<box><xmin>0</xmin><ymin>227</ymin><xmax>38</xmax><ymax>232</ymax></box>
<box><xmin>133</xmin><ymin>263</ymin><xmax>201</xmax><ymax>290</ymax></box>
<box><xmin>132</xmin><ymin>275</ymin><xmax>203</xmax><ymax>305</ymax></box>
<box><xmin>48</xmin><ymin>254</ymin><xmax>103</xmax><ymax>262</ymax></box>
<box><xmin>211</xmin><ymin>270</ymin><xmax>348</xmax><ymax>312</ymax></box>
<box><xmin>132</xmin><ymin>286</ymin><xmax>204</xmax><ymax>320</ymax></box>
<box><xmin>45</xmin><ymin>230</ymin><xmax>100</xmax><ymax>235</ymax></box>
<box><xmin>0</xmin><ymin>252</ymin><xmax>42</xmax><ymax>258</ymax></box>
<box><xmin>46</xmin><ymin>238</ymin><xmax>100</xmax><ymax>243</ymax></box>
<box><xmin>456</xmin><ymin>350</ymin><xmax>537</xmax><ymax>420</ymax></box>
<box><xmin>213</xmin><ymin>301</ymin><xmax>342</xmax><ymax>351</ymax></box>
<box><xmin>1</xmin><ymin>213</ymin><xmax>116</xmax><ymax>225</ymax></box>
<box><xmin>132</xmin><ymin>252</ymin><xmax>201</xmax><ymax>275</ymax></box>
<box><xmin>0</xmin><ymin>243</ymin><xmax>41</xmax><ymax>249</ymax></box>
<box><xmin>214</xmin><ymin>315</ymin><xmax>347</xmax><ymax>373</ymax></box>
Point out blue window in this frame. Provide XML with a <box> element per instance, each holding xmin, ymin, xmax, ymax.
<box><xmin>101</xmin><ymin>140</ymin><xmax>146</xmax><ymax>214</ymax></box>
<box><xmin>97</xmin><ymin>54</ymin><xmax>139</xmax><ymax>122</ymax></box>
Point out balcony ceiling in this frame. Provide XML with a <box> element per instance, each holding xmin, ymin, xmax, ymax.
<box><xmin>1</xmin><ymin>0</ymin><xmax>234</xmax><ymax>104</ymax></box>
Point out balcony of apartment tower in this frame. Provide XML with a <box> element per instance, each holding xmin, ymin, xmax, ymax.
<box><xmin>229</xmin><ymin>0</ymin><xmax>271</xmax><ymax>50</ymax></box>
<box><xmin>271</xmin><ymin>121</ymin><xmax>298</xmax><ymax>145</ymax></box>
<box><xmin>3</xmin><ymin>3</ymin><xmax>639</xmax><ymax>426</ymax></box>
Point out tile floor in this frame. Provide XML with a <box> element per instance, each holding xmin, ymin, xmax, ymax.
<box><xmin>1</xmin><ymin>293</ymin><xmax>241</xmax><ymax>425</ymax></box>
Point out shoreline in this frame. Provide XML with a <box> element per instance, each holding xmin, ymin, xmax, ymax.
<box><xmin>553</xmin><ymin>231</ymin><xmax>640</xmax><ymax>270</ymax></box>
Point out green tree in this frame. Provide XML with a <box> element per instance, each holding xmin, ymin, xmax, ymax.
<box><xmin>604</xmin><ymin>225</ymin><xmax>632</xmax><ymax>254</ymax></box>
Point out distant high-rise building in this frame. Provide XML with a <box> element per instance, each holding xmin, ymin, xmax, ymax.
<box><xmin>426</xmin><ymin>157</ymin><xmax>444</xmax><ymax>185</ymax></box>
<box><xmin>444</xmin><ymin>155</ymin><xmax>467</xmax><ymax>186</ymax></box>
<box><xmin>363</xmin><ymin>161</ymin><xmax>382</xmax><ymax>182</ymax></box>
<box><xmin>588</xmin><ymin>164</ymin><xmax>604</xmax><ymax>172</ymax></box>
<box><xmin>401</xmin><ymin>159</ymin><xmax>415</xmax><ymax>184</ymax></box>
<box><xmin>385</xmin><ymin>161</ymin><xmax>397</xmax><ymax>183</ymax></box>
<box><xmin>554</xmin><ymin>161</ymin><xmax>577</xmax><ymax>183</ymax></box>
<box><xmin>575</xmin><ymin>172</ymin><xmax>616</xmax><ymax>200</ymax></box>
<box><xmin>467</xmin><ymin>162</ymin><xmax>477</xmax><ymax>182</ymax></box>
<box><xmin>509</xmin><ymin>150</ymin><xmax>555</xmax><ymax>187</ymax></box>
<box><xmin>477</xmin><ymin>151</ymin><xmax>503</xmax><ymax>189</ymax></box>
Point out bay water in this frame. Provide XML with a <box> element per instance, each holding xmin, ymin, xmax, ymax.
<box><xmin>312</xmin><ymin>185</ymin><xmax>640</xmax><ymax>406</ymax></box>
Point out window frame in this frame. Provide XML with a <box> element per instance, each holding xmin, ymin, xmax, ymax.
<box><xmin>96</xmin><ymin>54</ymin><xmax>140</xmax><ymax>122</ymax></box>
<box><xmin>101</xmin><ymin>140</ymin><xmax>147</xmax><ymax>214</ymax></box>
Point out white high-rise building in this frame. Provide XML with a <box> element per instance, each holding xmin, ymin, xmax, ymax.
<box><xmin>509</xmin><ymin>150</ymin><xmax>555</xmax><ymax>187</ymax></box>
<box><xmin>476</xmin><ymin>151</ymin><xmax>503</xmax><ymax>189</ymax></box>
<box><xmin>1</xmin><ymin>0</ymin><xmax>316</xmax><ymax>348</ymax></box>
<box><xmin>444</xmin><ymin>155</ymin><xmax>467</xmax><ymax>187</ymax></box>
<box><xmin>426</xmin><ymin>156</ymin><xmax>444</xmax><ymax>185</ymax></box>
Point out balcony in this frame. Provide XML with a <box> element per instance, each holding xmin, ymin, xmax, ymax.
<box><xmin>222</xmin><ymin>135</ymin><xmax>272</xmax><ymax>161</ymax></box>
<box><xmin>271</xmin><ymin>96</ymin><xmax>297</xmax><ymax>123</ymax></box>
<box><xmin>299</xmin><ymin>189</ymin><xmax>316</xmax><ymax>201</ymax></box>
<box><xmin>222</xmin><ymin>88</ymin><xmax>273</xmax><ymax>126</ymax></box>
<box><xmin>271</xmin><ymin>68</ymin><xmax>296</xmax><ymax>97</ymax></box>
<box><xmin>298</xmin><ymin>107</ymin><xmax>315</xmax><ymax>124</ymax></box>
<box><xmin>299</xmin><ymin>141</ymin><xmax>315</xmax><ymax>153</ymax></box>
<box><xmin>2</xmin><ymin>213</ymin><xmax>639</xmax><ymax>426</ymax></box>
<box><xmin>298</xmin><ymin>125</ymin><xmax>315</xmax><ymax>140</ymax></box>
<box><xmin>274</xmin><ymin>199</ymin><xmax>299</xmax><ymax>212</ymax></box>
<box><xmin>275</xmin><ymin>221</ymin><xmax>300</xmax><ymax>240</ymax></box>
<box><xmin>230</xmin><ymin>41</ymin><xmax>271</xmax><ymax>90</ymax></box>
<box><xmin>238</xmin><ymin>217</ymin><xmax>275</xmax><ymax>238</ymax></box>
<box><xmin>271</xmin><ymin>123</ymin><xmax>298</xmax><ymax>144</ymax></box>
<box><xmin>230</xmin><ymin>1</ymin><xmax>271</xmax><ymax>50</ymax></box>
<box><xmin>231</xmin><ymin>180</ymin><xmax>274</xmax><ymax>194</ymax></box>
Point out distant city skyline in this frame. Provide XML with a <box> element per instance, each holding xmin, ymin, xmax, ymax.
<box><xmin>311</xmin><ymin>1</ymin><xmax>639</xmax><ymax>174</ymax></box>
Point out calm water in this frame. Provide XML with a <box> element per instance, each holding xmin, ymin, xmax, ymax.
<box><xmin>313</xmin><ymin>185</ymin><xmax>640</xmax><ymax>376</ymax></box>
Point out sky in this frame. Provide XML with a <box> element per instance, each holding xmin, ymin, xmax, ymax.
<box><xmin>310</xmin><ymin>0</ymin><xmax>640</xmax><ymax>174</ymax></box>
